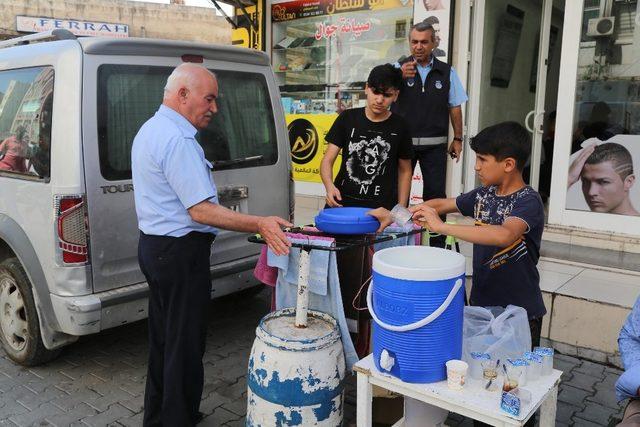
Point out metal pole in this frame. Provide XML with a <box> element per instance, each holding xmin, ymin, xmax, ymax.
<box><xmin>295</xmin><ymin>248</ymin><xmax>311</xmax><ymax>328</ymax></box>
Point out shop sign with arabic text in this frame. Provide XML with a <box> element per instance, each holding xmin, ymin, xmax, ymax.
<box><xmin>272</xmin><ymin>0</ymin><xmax>409</xmax><ymax>22</ymax></box>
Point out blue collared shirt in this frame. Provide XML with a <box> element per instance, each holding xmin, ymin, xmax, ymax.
<box><xmin>393</xmin><ymin>57</ymin><xmax>468</xmax><ymax>107</ymax></box>
<box><xmin>132</xmin><ymin>105</ymin><xmax>218</xmax><ymax>237</ymax></box>
<box><xmin>617</xmin><ymin>296</ymin><xmax>640</xmax><ymax>401</ymax></box>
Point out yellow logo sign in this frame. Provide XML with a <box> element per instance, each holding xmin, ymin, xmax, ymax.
<box><xmin>289</xmin><ymin>119</ymin><xmax>319</xmax><ymax>165</ymax></box>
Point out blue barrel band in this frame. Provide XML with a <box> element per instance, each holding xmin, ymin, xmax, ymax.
<box><xmin>247</xmin><ymin>370</ymin><xmax>344</xmax><ymax>407</ymax></box>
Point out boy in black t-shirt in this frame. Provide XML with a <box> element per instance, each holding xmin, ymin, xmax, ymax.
<box><xmin>370</xmin><ymin>121</ymin><xmax>546</xmax><ymax>345</ymax></box>
<box><xmin>320</xmin><ymin>64</ymin><xmax>413</xmax><ymax>210</ymax></box>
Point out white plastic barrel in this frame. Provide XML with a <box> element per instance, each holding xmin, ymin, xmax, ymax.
<box><xmin>246</xmin><ymin>308</ymin><xmax>345</xmax><ymax>426</ymax></box>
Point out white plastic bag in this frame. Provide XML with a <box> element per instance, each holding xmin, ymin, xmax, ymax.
<box><xmin>462</xmin><ymin>305</ymin><xmax>531</xmax><ymax>364</ymax></box>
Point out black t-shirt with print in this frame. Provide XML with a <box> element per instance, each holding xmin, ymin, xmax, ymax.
<box><xmin>325</xmin><ymin>108</ymin><xmax>413</xmax><ymax>210</ymax></box>
<box><xmin>456</xmin><ymin>185</ymin><xmax>547</xmax><ymax>319</ymax></box>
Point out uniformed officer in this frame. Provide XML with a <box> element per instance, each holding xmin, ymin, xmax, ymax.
<box><xmin>392</xmin><ymin>21</ymin><xmax>468</xmax><ymax>247</ymax></box>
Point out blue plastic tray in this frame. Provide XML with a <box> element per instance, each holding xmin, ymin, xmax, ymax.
<box><xmin>315</xmin><ymin>207</ymin><xmax>380</xmax><ymax>235</ymax></box>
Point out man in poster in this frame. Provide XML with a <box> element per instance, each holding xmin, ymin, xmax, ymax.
<box><xmin>568</xmin><ymin>142</ymin><xmax>639</xmax><ymax>216</ymax></box>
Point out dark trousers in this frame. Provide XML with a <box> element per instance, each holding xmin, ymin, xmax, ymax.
<box><xmin>412</xmin><ymin>143</ymin><xmax>447</xmax><ymax>248</ymax></box>
<box><xmin>138</xmin><ymin>231</ymin><xmax>215</xmax><ymax>427</ymax></box>
<box><xmin>474</xmin><ymin>317</ymin><xmax>544</xmax><ymax>427</ymax></box>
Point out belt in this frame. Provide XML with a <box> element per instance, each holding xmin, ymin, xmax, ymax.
<box><xmin>412</xmin><ymin>136</ymin><xmax>448</xmax><ymax>146</ymax></box>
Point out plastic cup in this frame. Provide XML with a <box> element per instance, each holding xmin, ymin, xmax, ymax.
<box><xmin>502</xmin><ymin>364</ymin><xmax>523</xmax><ymax>392</ymax></box>
<box><xmin>523</xmin><ymin>351</ymin><xmax>542</xmax><ymax>382</ymax></box>
<box><xmin>445</xmin><ymin>359</ymin><xmax>468</xmax><ymax>390</ymax></box>
<box><xmin>390</xmin><ymin>204</ymin><xmax>414</xmax><ymax>230</ymax></box>
<box><xmin>469</xmin><ymin>352</ymin><xmax>491</xmax><ymax>380</ymax></box>
<box><xmin>534</xmin><ymin>346</ymin><xmax>554</xmax><ymax>376</ymax></box>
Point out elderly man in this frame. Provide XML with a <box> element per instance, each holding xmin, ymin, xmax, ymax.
<box><xmin>132</xmin><ymin>63</ymin><xmax>291</xmax><ymax>426</ymax></box>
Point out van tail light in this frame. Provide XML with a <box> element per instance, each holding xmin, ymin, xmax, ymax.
<box><xmin>55</xmin><ymin>195</ymin><xmax>89</xmax><ymax>265</ymax></box>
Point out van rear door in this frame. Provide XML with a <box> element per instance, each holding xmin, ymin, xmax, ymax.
<box><xmin>81</xmin><ymin>48</ymin><xmax>289</xmax><ymax>293</ymax></box>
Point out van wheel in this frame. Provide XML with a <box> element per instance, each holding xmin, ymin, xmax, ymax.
<box><xmin>0</xmin><ymin>258</ymin><xmax>59</xmax><ymax>366</ymax></box>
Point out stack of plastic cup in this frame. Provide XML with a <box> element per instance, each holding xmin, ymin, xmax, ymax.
<box><xmin>523</xmin><ymin>351</ymin><xmax>543</xmax><ymax>381</ymax></box>
<box><xmin>469</xmin><ymin>352</ymin><xmax>491</xmax><ymax>380</ymax></box>
<box><xmin>534</xmin><ymin>347</ymin><xmax>554</xmax><ymax>376</ymax></box>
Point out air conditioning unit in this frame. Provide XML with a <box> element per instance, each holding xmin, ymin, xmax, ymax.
<box><xmin>587</xmin><ymin>17</ymin><xmax>615</xmax><ymax>37</ymax></box>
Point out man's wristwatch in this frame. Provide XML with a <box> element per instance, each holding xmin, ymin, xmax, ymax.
<box><xmin>453</xmin><ymin>137</ymin><xmax>463</xmax><ymax>142</ymax></box>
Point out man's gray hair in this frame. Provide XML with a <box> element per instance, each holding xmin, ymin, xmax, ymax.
<box><xmin>164</xmin><ymin>63</ymin><xmax>216</xmax><ymax>95</ymax></box>
<box><xmin>409</xmin><ymin>22</ymin><xmax>436</xmax><ymax>41</ymax></box>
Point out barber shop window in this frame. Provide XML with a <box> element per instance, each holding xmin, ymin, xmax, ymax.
<box><xmin>0</xmin><ymin>67</ymin><xmax>54</xmax><ymax>180</ymax></box>
<box><xmin>97</xmin><ymin>65</ymin><xmax>278</xmax><ymax>181</ymax></box>
<box><xmin>566</xmin><ymin>0</ymin><xmax>640</xmax><ymax>217</ymax></box>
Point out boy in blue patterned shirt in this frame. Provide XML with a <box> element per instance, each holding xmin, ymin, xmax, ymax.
<box><xmin>370</xmin><ymin>121</ymin><xmax>546</xmax><ymax>345</ymax></box>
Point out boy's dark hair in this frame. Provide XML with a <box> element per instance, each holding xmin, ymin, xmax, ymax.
<box><xmin>367</xmin><ymin>64</ymin><xmax>403</xmax><ymax>92</ymax></box>
<box><xmin>470</xmin><ymin>121</ymin><xmax>531</xmax><ymax>171</ymax></box>
<box><xmin>585</xmin><ymin>142</ymin><xmax>634</xmax><ymax>179</ymax></box>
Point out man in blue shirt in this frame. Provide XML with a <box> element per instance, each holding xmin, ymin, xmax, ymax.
<box><xmin>617</xmin><ymin>295</ymin><xmax>640</xmax><ymax>426</ymax></box>
<box><xmin>132</xmin><ymin>63</ymin><xmax>291</xmax><ymax>427</ymax></box>
<box><xmin>392</xmin><ymin>21</ymin><xmax>468</xmax><ymax>247</ymax></box>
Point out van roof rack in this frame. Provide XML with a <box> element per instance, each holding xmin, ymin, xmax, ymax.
<box><xmin>0</xmin><ymin>29</ymin><xmax>76</xmax><ymax>49</ymax></box>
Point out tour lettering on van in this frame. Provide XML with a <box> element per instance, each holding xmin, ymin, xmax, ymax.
<box><xmin>100</xmin><ymin>184</ymin><xmax>134</xmax><ymax>194</ymax></box>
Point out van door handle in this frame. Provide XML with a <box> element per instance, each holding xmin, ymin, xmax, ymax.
<box><xmin>218</xmin><ymin>186</ymin><xmax>249</xmax><ymax>204</ymax></box>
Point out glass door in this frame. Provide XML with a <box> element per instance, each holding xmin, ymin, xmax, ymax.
<box><xmin>464</xmin><ymin>0</ymin><xmax>564</xmax><ymax>203</ymax></box>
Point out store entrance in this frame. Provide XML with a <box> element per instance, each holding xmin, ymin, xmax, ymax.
<box><xmin>464</xmin><ymin>0</ymin><xmax>564</xmax><ymax>204</ymax></box>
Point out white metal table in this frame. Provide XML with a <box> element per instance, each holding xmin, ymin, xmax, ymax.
<box><xmin>354</xmin><ymin>354</ymin><xmax>562</xmax><ymax>427</ymax></box>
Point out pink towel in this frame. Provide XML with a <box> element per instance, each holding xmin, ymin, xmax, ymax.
<box><xmin>253</xmin><ymin>246</ymin><xmax>277</xmax><ymax>287</ymax></box>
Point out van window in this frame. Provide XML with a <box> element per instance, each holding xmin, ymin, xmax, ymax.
<box><xmin>0</xmin><ymin>67</ymin><xmax>53</xmax><ymax>179</ymax></box>
<box><xmin>97</xmin><ymin>65</ymin><xmax>278</xmax><ymax>181</ymax></box>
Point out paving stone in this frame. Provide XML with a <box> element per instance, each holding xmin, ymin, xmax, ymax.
<box><xmin>16</xmin><ymin>385</ymin><xmax>66</xmax><ymax>411</ymax></box>
<box><xmin>556</xmin><ymin>401</ymin><xmax>583</xmax><ymax>424</ymax></box>
<box><xmin>558</xmin><ymin>384</ymin><xmax>592</xmax><ymax>407</ymax></box>
<box><xmin>84</xmin><ymin>388</ymin><xmax>140</xmax><ymax>412</ymax></box>
<box><xmin>601</xmin><ymin>370</ymin><xmax>622</xmax><ymax>388</ymax></box>
<box><xmin>555</xmin><ymin>353</ymin><xmax>581</xmax><ymax>366</ymax></box>
<box><xmin>200</xmin><ymin>407</ymin><xmax>241</xmax><ymax>426</ymax></box>
<box><xmin>81</xmin><ymin>403</ymin><xmax>133</xmax><ymax>426</ymax></box>
<box><xmin>118</xmin><ymin>394</ymin><xmax>144</xmax><ymax>414</ymax></box>
<box><xmin>49</xmin><ymin>387</ymin><xmax>103</xmax><ymax>411</ymax></box>
<box><xmin>0</xmin><ymin>401</ymin><xmax>29</xmax><ymax>420</ymax></box>
<box><xmin>9</xmin><ymin>402</ymin><xmax>63</xmax><ymax>426</ymax></box>
<box><xmin>115</xmin><ymin>411</ymin><xmax>144</xmax><ymax>427</ymax></box>
<box><xmin>588</xmin><ymin>381</ymin><xmax>626</xmax><ymax>411</ymax></box>
<box><xmin>200</xmin><ymin>390</ymin><xmax>233</xmax><ymax>415</ymax></box>
<box><xmin>572</xmin><ymin>415</ymin><xmax>608</xmax><ymax>426</ymax></box>
<box><xmin>564</xmin><ymin>370</ymin><xmax>600</xmax><ymax>392</ymax></box>
<box><xmin>574</xmin><ymin>359</ymin><xmax>606</xmax><ymax>379</ymax></box>
<box><xmin>223</xmin><ymin>417</ymin><xmax>246</xmax><ymax>427</ymax></box>
<box><xmin>574</xmin><ymin>401</ymin><xmax>617</xmax><ymax>426</ymax></box>
<box><xmin>44</xmin><ymin>403</ymin><xmax>99</xmax><ymax>427</ymax></box>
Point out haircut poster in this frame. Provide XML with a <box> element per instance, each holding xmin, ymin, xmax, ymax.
<box><xmin>412</xmin><ymin>0</ymin><xmax>451</xmax><ymax>62</ymax></box>
<box><xmin>287</xmin><ymin>114</ymin><xmax>341</xmax><ymax>183</ymax></box>
<box><xmin>566</xmin><ymin>135</ymin><xmax>640</xmax><ymax>217</ymax></box>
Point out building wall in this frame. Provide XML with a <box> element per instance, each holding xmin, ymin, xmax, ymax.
<box><xmin>1</xmin><ymin>0</ymin><xmax>231</xmax><ymax>44</ymax></box>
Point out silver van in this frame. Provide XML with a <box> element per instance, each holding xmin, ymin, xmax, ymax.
<box><xmin>0</xmin><ymin>29</ymin><xmax>293</xmax><ymax>365</ymax></box>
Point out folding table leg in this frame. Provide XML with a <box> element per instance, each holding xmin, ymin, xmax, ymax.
<box><xmin>357</xmin><ymin>372</ymin><xmax>373</xmax><ymax>427</ymax></box>
<box><xmin>538</xmin><ymin>385</ymin><xmax>558</xmax><ymax>427</ymax></box>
